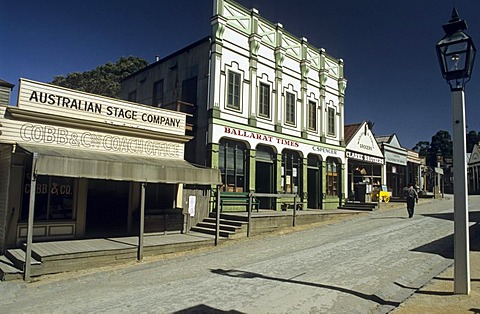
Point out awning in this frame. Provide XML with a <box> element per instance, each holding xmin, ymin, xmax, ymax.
<box><xmin>18</xmin><ymin>143</ymin><xmax>222</xmax><ymax>185</ymax></box>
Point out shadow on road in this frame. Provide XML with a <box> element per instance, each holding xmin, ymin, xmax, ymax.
<box><xmin>173</xmin><ymin>304</ymin><xmax>243</xmax><ymax>314</ymax></box>
<box><xmin>210</xmin><ymin>268</ymin><xmax>400</xmax><ymax>307</ymax></box>
<box><xmin>413</xmin><ymin>211</ymin><xmax>480</xmax><ymax>258</ymax></box>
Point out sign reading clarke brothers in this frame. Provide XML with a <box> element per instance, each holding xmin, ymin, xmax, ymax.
<box><xmin>17</xmin><ymin>79</ymin><xmax>186</xmax><ymax>135</ymax></box>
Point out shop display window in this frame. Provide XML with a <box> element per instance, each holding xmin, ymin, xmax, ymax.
<box><xmin>326</xmin><ymin>158</ymin><xmax>340</xmax><ymax>196</ymax></box>
<box><xmin>21</xmin><ymin>175</ymin><xmax>74</xmax><ymax>222</ymax></box>
<box><xmin>281</xmin><ymin>150</ymin><xmax>301</xmax><ymax>194</ymax></box>
<box><xmin>219</xmin><ymin>139</ymin><xmax>248</xmax><ymax>192</ymax></box>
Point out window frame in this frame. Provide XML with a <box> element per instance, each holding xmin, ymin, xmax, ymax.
<box><xmin>326</xmin><ymin>158</ymin><xmax>340</xmax><ymax>197</ymax></box>
<box><xmin>328</xmin><ymin>107</ymin><xmax>336</xmax><ymax>136</ymax></box>
<box><xmin>227</xmin><ymin>70</ymin><xmax>241</xmax><ymax>110</ymax></box>
<box><xmin>152</xmin><ymin>80</ymin><xmax>164</xmax><ymax>107</ymax></box>
<box><xmin>307</xmin><ymin>100</ymin><xmax>317</xmax><ymax>131</ymax></box>
<box><xmin>219</xmin><ymin>140</ymin><xmax>248</xmax><ymax>192</ymax></box>
<box><xmin>258</xmin><ymin>82</ymin><xmax>271</xmax><ymax>118</ymax></box>
<box><xmin>285</xmin><ymin>92</ymin><xmax>296</xmax><ymax>125</ymax></box>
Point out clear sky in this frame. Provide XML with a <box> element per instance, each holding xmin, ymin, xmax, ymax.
<box><xmin>2</xmin><ymin>0</ymin><xmax>480</xmax><ymax>149</ymax></box>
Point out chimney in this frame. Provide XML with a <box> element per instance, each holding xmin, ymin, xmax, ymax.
<box><xmin>0</xmin><ymin>79</ymin><xmax>15</xmax><ymax>106</ymax></box>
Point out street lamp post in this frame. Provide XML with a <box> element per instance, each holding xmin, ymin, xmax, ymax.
<box><xmin>436</xmin><ymin>7</ymin><xmax>476</xmax><ymax>295</ymax></box>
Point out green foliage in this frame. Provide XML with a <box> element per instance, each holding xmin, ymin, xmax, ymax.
<box><xmin>51</xmin><ymin>56</ymin><xmax>148</xmax><ymax>98</ymax></box>
<box><xmin>412</xmin><ymin>141</ymin><xmax>430</xmax><ymax>157</ymax></box>
<box><xmin>466</xmin><ymin>130</ymin><xmax>480</xmax><ymax>153</ymax></box>
<box><xmin>413</xmin><ymin>129</ymin><xmax>480</xmax><ymax>167</ymax></box>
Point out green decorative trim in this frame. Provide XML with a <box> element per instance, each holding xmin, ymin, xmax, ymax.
<box><xmin>209</xmin><ymin>108</ymin><xmax>221</xmax><ymax>119</ymax></box>
<box><xmin>248</xmin><ymin>117</ymin><xmax>257</xmax><ymax>127</ymax></box>
<box><xmin>274</xmin><ymin>124</ymin><xmax>282</xmax><ymax>133</ymax></box>
<box><xmin>301</xmin><ymin>130</ymin><xmax>308</xmax><ymax>139</ymax></box>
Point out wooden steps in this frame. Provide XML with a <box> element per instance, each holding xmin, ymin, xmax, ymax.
<box><xmin>338</xmin><ymin>202</ymin><xmax>378</xmax><ymax>211</ymax></box>
<box><xmin>190</xmin><ymin>213</ymin><xmax>248</xmax><ymax>239</ymax></box>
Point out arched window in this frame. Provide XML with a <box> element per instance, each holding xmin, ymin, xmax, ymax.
<box><xmin>326</xmin><ymin>158</ymin><xmax>341</xmax><ymax>196</ymax></box>
<box><xmin>281</xmin><ymin>150</ymin><xmax>302</xmax><ymax>194</ymax></box>
<box><xmin>219</xmin><ymin>139</ymin><xmax>248</xmax><ymax>192</ymax></box>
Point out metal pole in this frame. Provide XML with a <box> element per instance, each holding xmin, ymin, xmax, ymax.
<box><xmin>452</xmin><ymin>89</ymin><xmax>470</xmax><ymax>294</ymax></box>
<box><xmin>215</xmin><ymin>186</ymin><xmax>221</xmax><ymax>246</ymax></box>
<box><xmin>293</xmin><ymin>195</ymin><xmax>297</xmax><ymax>227</ymax></box>
<box><xmin>137</xmin><ymin>182</ymin><xmax>146</xmax><ymax>262</ymax></box>
<box><xmin>247</xmin><ymin>192</ymin><xmax>252</xmax><ymax>237</ymax></box>
<box><xmin>24</xmin><ymin>153</ymin><xmax>38</xmax><ymax>282</ymax></box>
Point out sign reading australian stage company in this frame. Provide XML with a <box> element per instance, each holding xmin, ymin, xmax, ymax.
<box><xmin>17</xmin><ymin>79</ymin><xmax>186</xmax><ymax>135</ymax></box>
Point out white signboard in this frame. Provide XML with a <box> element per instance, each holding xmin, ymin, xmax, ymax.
<box><xmin>188</xmin><ymin>195</ymin><xmax>196</xmax><ymax>217</ymax></box>
<box><xmin>17</xmin><ymin>79</ymin><xmax>186</xmax><ymax>135</ymax></box>
<box><xmin>0</xmin><ymin>111</ymin><xmax>184</xmax><ymax>159</ymax></box>
<box><xmin>211</xmin><ymin>124</ymin><xmax>345</xmax><ymax>162</ymax></box>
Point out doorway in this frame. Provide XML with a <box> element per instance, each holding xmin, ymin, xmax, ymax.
<box><xmin>255</xmin><ymin>146</ymin><xmax>276</xmax><ymax>209</ymax></box>
<box><xmin>85</xmin><ymin>179</ymin><xmax>129</xmax><ymax>237</ymax></box>
<box><xmin>307</xmin><ymin>155</ymin><xmax>322</xmax><ymax>209</ymax></box>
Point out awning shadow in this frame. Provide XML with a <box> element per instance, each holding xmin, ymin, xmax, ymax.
<box><xmin>210</xmin><ymin>268</ymin><xmax>400</xmax><ymax>307</ymax></box>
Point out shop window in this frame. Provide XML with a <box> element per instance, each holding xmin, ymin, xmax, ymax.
<box><xmin>285</xmin><ymin>92</ymin><xmax>296</xmax><ymax>125</ymax></box>
<box><xmin>227</xmin><ymin>71</ymin><xmax>241</xmax><ymax>109</ymax></box>
<box><xmin>259</xmin><ymin>82</ymin><xmax>270</xmax><ymax>118</ymax></box>
<box><xmin>328</xmin><ymin>107</ymin><xmax>336</xmax><ymax>135</ymax></box>
<box><xmin>152</xmin><ymin>80</ymin><xmax>164</xmax><ymax>107</ymax></box>
<box><xmin>281</xmin><ymin>150</ymin><xmax>302</xmax><ymax>194</ymax></box>
<box><xmin>308</xmin><ymin>100</ymin><xmax>317</xmax><ymax>131</ymax></box>
<box><xmin>21</xmin><ymin>174</ymin><xmax>74</xmax><ymax>222</ymax></box>
<box><xmin>219</xmin><ymin>139</ymin><xmax>248</xmax><ymax>192</ymax></box>
<box><xmin>326</xmin><ymin>158</ymin><xmax>340</xmax><ymax>196</ymax></box>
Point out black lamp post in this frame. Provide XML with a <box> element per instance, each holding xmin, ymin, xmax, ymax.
<box><xmin>436</xmin><ymin>7</ymin><xmax>476</xmax><ymax>295</ymax></box>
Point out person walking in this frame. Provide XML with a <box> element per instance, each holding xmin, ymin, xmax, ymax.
<box><xmin>404</xmin><ymin>184</ymin><xmax>418</xmax><ymax>218</ymax></box>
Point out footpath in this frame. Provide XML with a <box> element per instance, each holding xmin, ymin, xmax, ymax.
<box><xmin>386</xmin><ymin>197</ymin><xmax>480</xmax><ymax>314</ymax></box>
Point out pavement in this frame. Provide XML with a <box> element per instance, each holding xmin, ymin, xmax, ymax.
<box><xmin>3</xmin><ymin>197</ymin><xmax>479</xmax><ymax>313</ymax></box>
<box><xmin>385</xmin><ymin>197</ymin><xmax>480</xmax><ymax>314</ymax></box>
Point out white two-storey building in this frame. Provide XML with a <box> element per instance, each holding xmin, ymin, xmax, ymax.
<box><xmin>121</xmin><ymin>0</ymin><xmax>347</xmax><ymax>210</ymax></box>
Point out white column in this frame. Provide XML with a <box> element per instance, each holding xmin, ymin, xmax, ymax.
<box><xmin>451</xmin><ymin>89</ymin><xmax>470</xmax><ymax>294</ymax></box>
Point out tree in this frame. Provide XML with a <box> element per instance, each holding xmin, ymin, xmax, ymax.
<box><xmin>429</xmin><ymin>130</ymin><xmax>453</xmax><ymax>166</ymax></box>
<box><xmin>466</xmin><ymin>130</ymin><xmax>479</xmax><ymax>153</ymax></box>
<box><xmin>51</xmin><ymin>56</ymin><xmax>148</xmax><ymax>98</ymax></box>
<box><xmin>412</xmin><ymin>141</ymin><xmax>430</xmax><ymax>157</ymax></box>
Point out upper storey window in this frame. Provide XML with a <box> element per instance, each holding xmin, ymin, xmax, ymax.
<box><xmin>227</xmin><ymin>71</ymin><xmax>241</xmax><ymax>110</ymax></box>
<box><xmin>328</xmin><ymin>107</ymin><xmax>336</xmax><ymax>136</ymax></box>
<box><xmin>308</xmin><ymin>100</ymin><xmax>317</xmax><ymax>131</ymax></box>
<box><xmin>285</xmin><ymin>92</ymin><xmax>296</xmax><ymax>125</ymax></box>
<box><xmin>259</xmin><ymin>82</ymin><xmax>270</xmax><ymax>118</ymax></box>
<box><xmin>152</xmin><ymin>80</ymin><xmax>164</xmax><ymax>107</ymax></box>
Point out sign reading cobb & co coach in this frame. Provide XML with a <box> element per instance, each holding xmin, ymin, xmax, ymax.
<box><xmin>17</xmin><ymin>79</ymin><xmax>186</xmax><ymax>136</ymax></box>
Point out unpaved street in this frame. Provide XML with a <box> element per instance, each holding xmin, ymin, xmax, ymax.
<box><xmin>1</xmin><ymin>196</ymin><xmax>478</xmax><ymax>313</ymax></box>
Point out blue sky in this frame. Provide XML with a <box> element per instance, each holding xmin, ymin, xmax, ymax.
<box><xmin>2</xmin><ymin>0</ymin><xmax>480</xmax><ymax>149</ymax></box>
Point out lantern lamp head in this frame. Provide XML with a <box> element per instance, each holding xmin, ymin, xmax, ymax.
<box><xmin>436</xmin><ymin>8</ymin><xmax>476</xmax><ymax>91</ymax></box>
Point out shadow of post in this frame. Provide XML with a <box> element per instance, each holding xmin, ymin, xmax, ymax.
<box><xmin>210</xmin><ymin>268</ymin><xmax>400</xmax><ymax>307</ymax></box>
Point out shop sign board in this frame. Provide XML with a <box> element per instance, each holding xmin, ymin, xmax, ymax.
<box><xmin>346</xmin><ymin>122</ymin><xmax>384</xmax><ymax>158</ymax></box>
<box><xmin>212</xmin><ymin>124</ymin><xmax>345</xmax><ymax>161</ymax></box>
<box><xmin>346</xmin><ymin>150</ymin><xmax>384</xmax><ymax>165</ymax></box>
<box><xmin>17</xmin><ymin>79</ymin><xmax>186</xmax><ymax>135</ymax></box>
<box><xmin>384</xmin><ymin>150</ymin><xmax>407</xmax><ymax>166</ymax></box>
<box><xmin>0</xmin><ymin>109</ymin><xmax>184</xmax><ymax>159</ymax></box>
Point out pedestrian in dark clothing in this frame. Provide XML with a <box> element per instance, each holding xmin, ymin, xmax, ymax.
<box><xmin>404</xmin><ymin>184</ymin><xmax>418</xmax><ymax>218</ymax></box>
